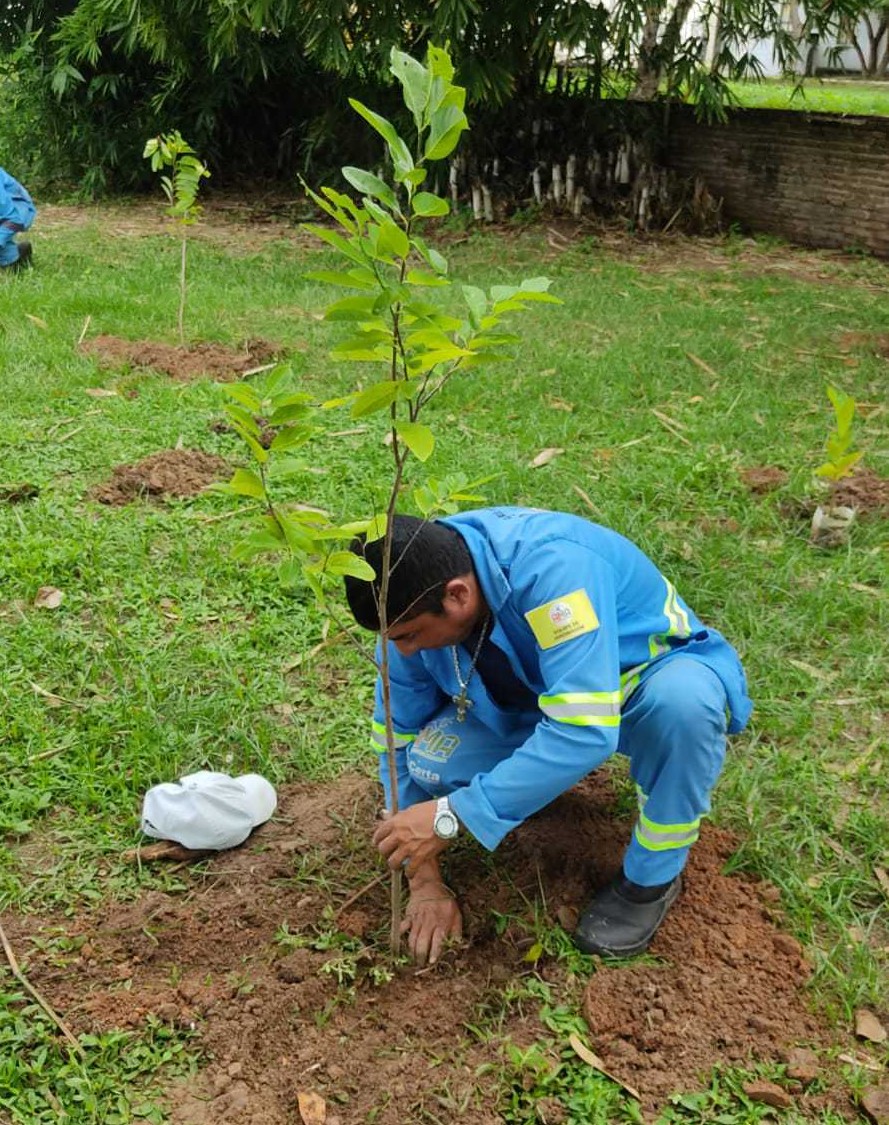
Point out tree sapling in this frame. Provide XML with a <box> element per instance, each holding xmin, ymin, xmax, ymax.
<box><xmin>143</xmin><ymin>131</ymin><xmax>210</xmax><ymax>345</ymax></box>
<box><xmin>213</xmin><ymin>44</ymin><xmax>561</xmax><ymax>953</ymax></box>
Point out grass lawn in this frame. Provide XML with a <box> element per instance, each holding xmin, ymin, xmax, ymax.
<box><xmin>1</xmin><ymin>202</ymin><xmax>887</xmax><ymax>1122</ymax></box>
<box><xmin>728</xmin><ymin>77</ymin><xmax>889</xmax><ymax>116</ymax></box>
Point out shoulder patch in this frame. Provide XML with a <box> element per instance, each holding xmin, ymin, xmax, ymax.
<box><xmin>524</xmin><ymin>589</ymin><xmax>599</xmax><ymax>650</ymax></box>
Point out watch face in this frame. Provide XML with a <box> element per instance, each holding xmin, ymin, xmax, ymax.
<box><xmin>435</xmin><ymin>811</ymin><xmax>459</xmax><ymax>839</ymax></box>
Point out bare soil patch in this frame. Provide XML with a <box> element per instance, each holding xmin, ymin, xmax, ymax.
<box><xmin>831</xmin><ymin>467</ymin><xmax>889</xmax><ymax>515</ymax></box>
<box><xmin>1</xmin><ymin>773</ymin><xmax>862</xmax><ymax>1123</ymax></box>
<box><xmin>740</xmin><ymin>465</ymin><xmax>789</xmax><ymax>494</ymax></box>
<box><xmin>91</xmin><ymin>449</ymin><xmax>228</xmax><ymax>505</ymax></box>
<box><xmin>80</xmin><ymin>335</ymin><xmax>281</xmax><ymax>383</ymax></box>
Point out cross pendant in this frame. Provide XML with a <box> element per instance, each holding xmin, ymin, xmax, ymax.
<box><xmin>452</xmin><ymin>693</ymin><xmax>472</xmax><ymax>722</ymax></box>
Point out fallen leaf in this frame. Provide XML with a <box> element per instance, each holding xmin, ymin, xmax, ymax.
<box><xmin>546</xmin><ymin>396</ymin><xmax>575</xmax><ymax>412</ymax></box>
<box><xmin>569</xmin><ymin>1033</ymin><xmax>641</xmax><ymax>1101</ymax></box>
<box><xmin>84</xmin><ymin>387</ymin><xmax>118</xmax><ymax>398</ymax></box>
<box><xmin>847</xmin><ymin>926</ymin><xmax>868</xmax><ymax>944</ymax></box>
<box><xmin>297</xmin><ymin>1090</ymin><xmax>327</xmax><ymax>1124</ymax></box>
<box><xmin>855</xmin><ymin>1009</ymin><xmax>888</xmax><ymax>1043</ymax></box>
<box><xmin>874</xmin><ymin>867</ymin><xmax>889</xmax><ymax>900</ymax></box>
<box><xmin>25</xmin><ymin>313</ymin><xmax>48</xmax><ymax>329</ymax></box>
<box><xmin>685</xmin><ymin>352</ymin><xmax>718</xmax><ymax>378</ymax></box>
<box><xmin>34</xmin><ymin>586</ymin><xmax>63</xmax><ymax>609</ymax></box>
<box><xmin>30</xmin><ymin>682</ymin><xmax>85</xmax><ymax>709</ymax></box>
<box><xmin>787</xmin><ymin>658</ymin><xmax>835</xmax><ymax>682</ymax></box>
<box><xmin>528</xmin><ymin>447</ymin><xmax>564</xmax><ymax>468</ymax></box>
<box><xmin>839</xmin><ymin>1053</ymin><xmax>883</xmax><ymax>1072</ymax></box>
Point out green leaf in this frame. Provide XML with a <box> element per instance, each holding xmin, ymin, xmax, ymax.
<box><xmin>402</xmin><ymin>168</ymin><xmax>428</xmax><ymax>187</ymax></box>
<box><xmin>325</xmin><ymin>296</ymin><xmax>379</xmax><ymax>321</ymax></box>
<box><xmin>377</xmin><ymin>220</ymin><xmax>410</xmax><ymax>260</ymax></box>
<box><xmin>351</xmin><ymin>381</ymin><xmax>402</xmax><ymax>419</ymax></box>
<box><xmin>278</xmin><ymin>513</ymin><xmax>316</xmax><ymax>553</ymax></box>
<box><xmin>427</xmin><ymin>44</ymin><xmax>455</xmax><ymax>83</ymax></box>
<box><xmin>221</xmin><ymin>383</ymin><xmax>263</xmax><ymax>412</ymax></box>
<box><xmin>520</xmin><ymin>276</ymin><xmax>554</xmax><ymax>293</ymax></box>
<box><xmin>215</xmin><ymin>467</ymin><xmax>265</xmax><ymax>499</ymax></box>
<box><xmin>270</xmin><ymin>425</ymin><xmax>314</xmax><ymax>452</ymax></box>
<box><xmin>827</xmin><ymin>384</ymin><xmax>855</xmax><ymax>436</ymax></box>
<box><xmin>267</xmin><ymin>403</ymin><xmax>312</xmax><ymax>425</ymax></box>
<box><xmin>241</xmin><ymin>431</ymin><xmax>270</xmax><ymax>464</ymax></box>
<box><xmin>304</xmin><ymin>268</ymin><xmax>377</xmax><ymax>290</ymax></box>
<box><xmin>408</xmin><ymin>349</ymin><xmax>468</xmax><ymax>374</ymax></box>
<box><xmin>365</xmin><ymin>511</ymin><xmax>388</xmax><ymax>543</ymax></box>
<box><xmin>267</xmin><ymin>457</ymin><xmax>307</xmax><ymax>479</ymax></box>
<box><xmin>816</xmin><ymin>451</ymin><xmax>863</xmax><ymax>479</ymax></box>
<box><xmin>324</xmin><ymin>551</ymin><xmax>377</xmax><ymax>580</ymax></box>
<box><xmin>389</xmin><ymin>48</ymin><xmax>431</xmax><ymax>129</ymax></box>
<box><xmin>412</xmin><ymin>236</ymin><xmax>449</xmax><ymax>275</ymax></box>
<box><xmin>232</xmin><ymin>529</ymin><xmax>284</xmax><ymax>561</ymax></box>
<box><xmin>524</xmin><ymin>941</ymin><xmax>544</xmax><ymax>963</ymax></box>
<box><xmin>341</xmin><ymin>167</ymin><xmax>399</xmax><ymax>212</ymax></box>
<box><xmin>462</xmin><ymin>285</ymin><xmax>487</xmax><ymax>329</ymax></box>
<box><xmin>302</xmin><ymin>224</ymin><xmax>367</xmax><ymax>267</ymax></box>
<box><xmin>425</xmin><ymin>103</ymin><xmax>468</xmax><ymax>161</ymax></box>
<box><xmin>455</xmin><ymin>351</ymin><xmax>510</xmax><ymax>370</ymax></box>
<box><xmin>406</xmin><ymin>269</ymin><xmax>449</xmax><ymax>287</ymax></box>
<box><xmin>278</xmin><ymin>557</ymin><xmax>304</xmax><ymax>587</ymax></box>
<box><xmin>348</xmin><ymin>99</ymin><xmax>414</xmax><ymax>176</ymax></box>
<box><xmin>412</xmin><ymin>192</ymin><xmax>450</xmax><ymax>217</ymax></box>
<box><xmin>397</xmin><ymin>421</ymin><xmax>435</xmax><ymax>461</ymax></box>
<box><xmin>224</xmin><ymin>403</ymin><xmax>261</xmax><ymax>438</ymax></box>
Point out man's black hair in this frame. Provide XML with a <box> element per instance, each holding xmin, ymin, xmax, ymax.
<box><xmin>344</xmin><ymin>515</ymin><xmax>473</xmax><ymax>632</ymax></box>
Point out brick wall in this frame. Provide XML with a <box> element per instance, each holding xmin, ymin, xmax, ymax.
<box><xmin>664</xmin><ymin>105</ymin><xmax>889</xmax><ymax>257</ymax></box>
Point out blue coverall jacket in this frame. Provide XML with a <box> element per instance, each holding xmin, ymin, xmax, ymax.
<box><xmin>370</xmin><ymin>507</ymin><xmax>752</xmax><ymax>852</ymax></box>
<box><xmin>0</xmin><ymin>168</ymin><xmax>36</xmax><ymax>267</ymax></box>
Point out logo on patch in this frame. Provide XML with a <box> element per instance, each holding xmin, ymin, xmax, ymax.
<box><xmin>549</xmin><ymin>601</ymin><xmax>573</xmax><ymax>626</ymax></box>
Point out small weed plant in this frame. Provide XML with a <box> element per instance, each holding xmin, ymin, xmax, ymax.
<box><xmin>143</xmin><ymin>130</ymin><xmax>210</xmax><ymax>344</ymax></box>
<box><xmin>214</xmin><ymin>43</ymin><xmax>559</xmax><ymax>951</ymax></box>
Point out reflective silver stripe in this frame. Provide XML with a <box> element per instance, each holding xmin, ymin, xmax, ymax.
<box><xmin>620</xmin><ymin>662</ymin><xmax>650</xmax><ymax>703</ymax></box>
<box><xmin>540</xmin><ymin>700</ymin><xmax>621</xmax><ymax>721</ymax></box>
<box><xmin>634</xmin><ymin>814</ymin><xmax>701</xmax><ymax>852</ymax></box>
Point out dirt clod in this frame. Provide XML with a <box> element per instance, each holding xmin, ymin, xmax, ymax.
<box><xmin>785</xmin><ymin>1046</ymin><xmax>821</xmax><ymax>1083</ymax></box>
<box><xmin>862</xmin><ymin>1082</ymin><xmax>889</xmax><ymax>1125</ymax></box>
<box><xmin>80</xmin><ymin>335</ymin><xmax>281</xmax><ymax>383</ymax></box>
<box><xmin>0</xmin><ymin>483</ymin><xmax>39</xmax><ymax>503</ymax></box>
<box><xmin>91</xmin><ymin>449</ymin><xmax>228</xmax><ymax>505</ymax></box>
<box><xmin>741</xmin><ymin>465</ymin><xmax>788</xmax><ymax>494</ymax></box>
<box><xmin>742</xmin><ymin>1080</ymin><xmax>794</xmax><ymax>1109</ymax></box>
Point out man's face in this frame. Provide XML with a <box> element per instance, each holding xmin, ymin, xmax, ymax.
<box><xmin>386</xmin><ymin>579</ymin><xmax>480</xmax><ymax>657</ymax></box>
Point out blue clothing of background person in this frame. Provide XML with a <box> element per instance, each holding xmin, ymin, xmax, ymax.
<box><xmin>0</xmin><ymin>167</ymin><xmax>36</xmax><ymax>271</ymax></box>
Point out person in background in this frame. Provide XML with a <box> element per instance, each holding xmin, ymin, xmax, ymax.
<box><xmin>0</xmin><ymin>167</ymin><xmax>36</xmax><ymax>273</ymax></box>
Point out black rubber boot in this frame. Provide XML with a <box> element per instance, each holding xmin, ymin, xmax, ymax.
<box><xmin>3</xmin><ymin>240</ymin><xmax>32</xmax><ymax>273</ymax></box>
<box><xmin>574</xmin><ymin>875</ymin><xmax>682</xmax><ymax>957</ymax></box>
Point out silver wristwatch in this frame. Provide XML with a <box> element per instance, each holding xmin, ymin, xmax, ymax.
<box><xmin>433</xmin><ymin>796</ymin><xmax>460</xmax><ymax>840</ymax></box>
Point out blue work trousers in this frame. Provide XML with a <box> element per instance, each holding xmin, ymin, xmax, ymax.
<box><xmin>406</xmin><ymin>656</ymin><xmax>728</xmax><ymax>886</ymax></box>
<box><xmin>0</xmin><ymin>200</ymin><xmax>36</xmax><ymax>267</ymax></box>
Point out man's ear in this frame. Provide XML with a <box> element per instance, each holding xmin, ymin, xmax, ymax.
<box><xmin>442</xmin><ymin>576</ymin><xmax>473</xmax><ymax>610</ymax></box>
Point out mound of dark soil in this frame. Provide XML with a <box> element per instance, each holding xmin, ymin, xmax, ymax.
<box><xmin>1</xmin><ymin>772</ymin><xmax>863</xmax><ymax>1124</ymax></box>
<box><xmin>80</xmin><ymin>335</ymin><xmax>281</xmax><ymax>382</ymax></box>
<box><xmin>92</xmin><ymin>449</ymin><xmax>228</xmax><ymax>505</ymax></box>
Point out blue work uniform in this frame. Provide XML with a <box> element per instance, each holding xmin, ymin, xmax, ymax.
<box><xmin>0</xmin><ymin>168</ymin><xmax>37</xmax><ymax>267</ymax></box>
<box><xmin>371</xmin><ymin>507</ymin><xmax>752</xmax><ymax>886</ymax></box>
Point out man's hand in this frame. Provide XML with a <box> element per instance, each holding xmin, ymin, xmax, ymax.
<box><xmin>401</xmin><ymin>884</ymin><xmax>462</xmax><ymax>966</ymax></box>
<box><xmin>372</xmin><ymin>800</ymin><xmax>449</xmax><ymax>876</ymax></box>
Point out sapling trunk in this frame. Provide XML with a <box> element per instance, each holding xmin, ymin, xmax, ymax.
<box><xmin>179</xmin><ymin>235</ymin><xmax>187</xmax><ymax>346</ymax></box>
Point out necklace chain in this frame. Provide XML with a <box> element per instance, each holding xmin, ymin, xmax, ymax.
<box><xmin>451</xmin><ymin>615</ymin><xmax>490</xmax><ymax>721</ymax></box>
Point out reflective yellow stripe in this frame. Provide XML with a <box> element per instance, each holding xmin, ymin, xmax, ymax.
<box><xmin>370</xmin><ymin>720</ymin><xmax>416</xmax><ymax>752</ymax></box>
<box><xmin>620</xmin><ymin>662</ymin><xmax>650</xmax><ymax>703</ymax></box>
<box><xmin>634</xmin><ymin>809</ymin><xmax>701</xmax><ymax>851</ymax></box>
<box><xmin>649</xmin><ymin>579</ymin><xmax>692</xmax><ymax>658</ymax></box>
